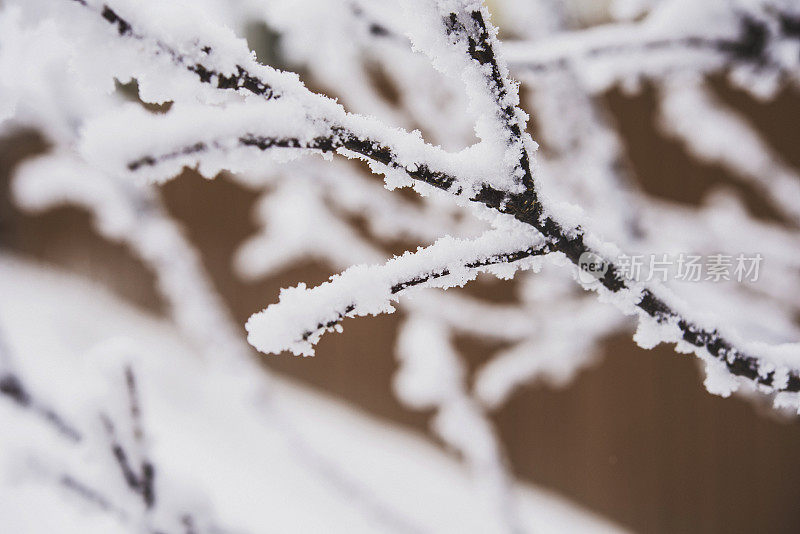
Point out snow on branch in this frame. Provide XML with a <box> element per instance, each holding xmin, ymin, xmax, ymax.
<box><xmin>246</xmin><ymin>230</ymin><xmax>549</xmax><ymax>356</ymax></box>
<box><xmin>505</xmin><ymin>0</ymin><xmax>800</xmax><ymax>95</ymax></box>
<box><xmin>402</xmin><ymin>1</ymin><xmax>530</xmax><ymax>153</ymax></box>
<box><xmin>73</xmin><ymin>0</ymin><xmax>800</xmax><ymax>396</ymax></box>
<box><xmin>61</xmin><ymin>0</ymin><xmax>292</xmax><ymax>103</ymax></box>
<box><xmin>81</xmin><ymin>101</ymin><xmax>341</xmax><ymax>182</ymax></box>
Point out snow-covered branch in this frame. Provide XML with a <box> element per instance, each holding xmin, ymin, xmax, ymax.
<box><xmin>505</xmin><ymin>0</ymin><xmax>800</xmax><ymax>95</ymax></box>
<box><xmin>71</xmin><ymin>0</ymin><xmax>800</xmax><ymax>395</ymax></box>
<box><xmin>246</xmin><ymin>230</ymin><xmax>548</xmax><ymax>356</ymax></box>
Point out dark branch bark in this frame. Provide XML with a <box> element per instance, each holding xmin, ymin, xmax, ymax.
<box><xmin>0</xmin><ymin>373</ymin><xmax>82</xmax><ymax>441</ymax></box>
<box><xmin>100</xmin><ymin>366</ymin><xmax>156</xmax><ymax>509</ymax></box>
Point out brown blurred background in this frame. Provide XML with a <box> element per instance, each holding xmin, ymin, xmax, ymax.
<box><xmin>1</xmin><ymin>81</ymin><xmax>799</xmax><ymax>533</ymax></box>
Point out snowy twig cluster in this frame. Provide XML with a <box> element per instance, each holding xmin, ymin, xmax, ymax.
<box><xmin>0</xmin><ymin>332</ymin><xmax>232</xmax><ymax>533</ymax></box>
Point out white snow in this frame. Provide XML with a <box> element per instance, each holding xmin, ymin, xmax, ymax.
<box><xmin>0</xmin><ymin>255</ymin><xmax>625</xmax><ymax>534</ymax></box>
